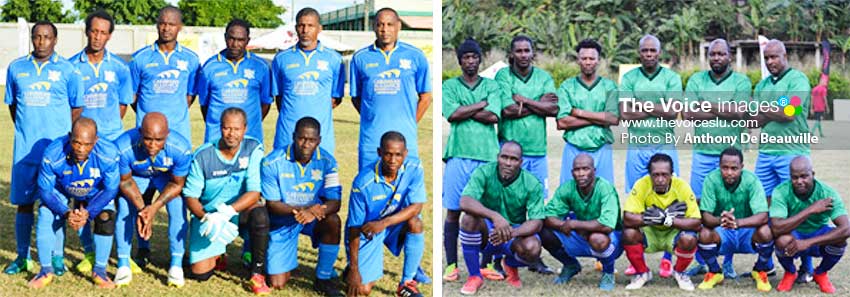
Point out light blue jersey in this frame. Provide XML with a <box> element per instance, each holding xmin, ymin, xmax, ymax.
<box><xmin>349</xmin><ymin>42</ymin><xmax>430</xmax><ymax>168</ymax></box>
<box><xmin>129</xmin><ymin>42</ymin><xmax>200</xmax><ymax>140</ymax></box>
<box><xmin>271</xmin><ymin>43</ymin><xmax>344</xmax><ymax>152</ymax></box>
<box><xmin>183</xmin><ymin>137</ymin><xmax>263</xmax><ymax>210</ymax></box>
<box><xmin>199</xmin><ymin>51</ymin><xmax>272</xmax><ymax>143</ymax></box>
<box><xmin>38</xmin><ymin>135</ymin><xmax>120</xmax><ymax>217</ymax></box>
<box><xmin>69</xmin><ymin>49</ymin><xmax>134</xmax><ymax>141</ymax></box>
<box><xmin>261</xmin><ymin>144</ymin><xmax>341</xmax><ymax>228</ymax></box>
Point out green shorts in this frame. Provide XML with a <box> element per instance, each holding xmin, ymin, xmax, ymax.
<box><xmin>642</xmin><ymin>227</ymin><xmax>697</xmax><ymax>253</ymax></box>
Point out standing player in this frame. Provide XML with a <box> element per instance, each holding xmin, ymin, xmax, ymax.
<box><xmin>457</xmin><ymin>141</ymin><xmax>546</xmax><ymax>294</ymax></box>
<box><xmin>540</xmin><ymin>154</ymin><xmax>622</xmax><ymax>291</ymax></box>
<box><xmin>262</xmin><ymin>117</ymin><xmax>343</xmax><ymax>296</ymax></box>
<box><xmin>183</xmin><ymin>108</ymin><xmax>269</xmax><ymax>294</ymax></box>
<box><xmin>345</xmin><ymin>132</ymin><xmax>427</xmax><ymax>297</ymax></box>
<box><xmin>681</xmin><ymin>39</ymin><xmax>751</xmax><ymax>277</ymax></box>
<box><xmin>271</xmin><ymin>7</ymin><xmax>344</xmax><ymax>153</ymax></box>
<box><xmin>752</xmin><ymin>39</ymin><xmax>814</xmax><ymax>282</ymax></box>
<box><xmin>350</xmin><ymin>7</ymin><xmax>431</xmax><ymax>169</ymax></box>
<box><xmin>441</xmin><ymin>38</ymin><xmax>501</xmax><ymax>282</ymax></box>
<box><xmin>129</xmin><ymin>5</ymin><xmax>200</xmax><ymax>141</ymax></box>
<box><xmin>619</xmin><ymin>35</ymin><xmax>683</xmax><ymax>276</ymax></box>
<box><xmin>695</xmin><ymin>147</ymin><xmax>774</xmax><ymax>291</ymax></box>
<box><xmin>199</xmin><ymin>18</ymin><xmax>272</xmax><ymax>143</ymax></box>
<box><xmin>69</xmin><ymin>10</ymin><xmax>134</xmax><ymax>273</ymax></box>
<box><xmin>622</xmin><ymin>153</ymin><xmax>700</xmax><ymax>291</ymax></box>
<box><xmin>771</xmin><ymin>156</ymin><xmax>849</xmax><ymax>294</ymax></box>
<box><xmin>113</xmin><ymin>112</ymin><xmax>192</xmax><ymax>286</ymax></box>
<box><xmin>555</xmin><ymin>39</ymin><xmax>619</xmax><ymax>184</ymax></box>
<box><xmin>4</xmin><ymin>21</ymin><xmax>84</xmax><ymax>275</ymax></box>
<box><xmin>29</xmin><ymin>118</ymin><xmax>119</xmax><ymax>289</ymax></box>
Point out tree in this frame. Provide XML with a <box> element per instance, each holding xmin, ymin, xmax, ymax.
<box><xmin>74</xmin><ymin>0</ymin><xmax>169</xmax><ymax>25</ymax></box>
<box><xmin>1</xmin><ymin>0</ymin><xmax>74</xmax><ymax>23</ymax></box>
<box><xmin>179</xmin><ymin>0</ymin><xmax>285</xmax><ymax>28</ymax></box>
<box><xmin>829</xmin><ymin>35</ymin><xmax>850</xmax><ymax>67</ymax></box>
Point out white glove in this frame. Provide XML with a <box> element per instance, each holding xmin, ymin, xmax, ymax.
<box><xmin>200</xmin><ymin>204</ymin><xmax>236</xmax><ymax>237</ymax></box>
<box><xmin>215</xmin><ymin>203</ymin><xmax>237</xmax><ymax>220</ymax></box>
<box><xmin>210</xmin><ymin>221</ymin><xmax>239</xmax><ymax>245</ymax></box>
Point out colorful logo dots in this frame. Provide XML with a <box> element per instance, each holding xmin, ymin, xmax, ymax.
<box><xmin>777</xmin><ymin>95</ymin><xmax>802</xmax><ymax>116</ymax></box>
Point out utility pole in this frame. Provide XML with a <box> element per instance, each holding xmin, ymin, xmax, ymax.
<box><xmin>363</xmin><ymin>0</ymin><xmax>369</xmax><ymax>31</ymax></box>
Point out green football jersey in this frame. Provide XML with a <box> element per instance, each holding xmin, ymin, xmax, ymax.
<box><xmin>619</xmin><ymin>66</ymin><xmax>683</xmax><ymax>144</ymax></box>
<box><xmin>461</xmin><ymin>162</ymin><xmax>546</xmax><ymax>225</ymax></box>
<box><xmin>556</xmin><ymin>76</ymin><xmax>619</xmax><ymax>151</ymax></box>
<box><xmin>753</xmin><ymin>68</ymin><xmax>812</xmax><ymax>155</ymax></box>
<box><xmin>685</xmin><ymin>70</ymin><xmax>752</xmax><ymax>154</ymax></box>
<box><xmin>544</xmin><ymin>177</ymin><xmax>622</xmax><ymax>230</ymax></box>
<box><xmin>769</xmin><ymin>179</ymin><xmax>847</xmax><ymax>234</ymax></box>
<box><xmin>442</xmin><ymin>76</ymin><xmax>503</xmax><ymax>162</ymax></box>
<box><xmin>494</xmin><ymin>66</ymin><xmax>556</xmax><ymax>156</ymax></box>
<box><xmin>699</xmin><ymin>169</ymin><xmax>768</xmax><ymax>218</ymax></box>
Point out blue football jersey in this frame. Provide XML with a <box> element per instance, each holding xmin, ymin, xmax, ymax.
<box><xmin>37</xmin><ymin>135</ymin><xmax>120</xmax><ymax>216</ymax></box>
<box><xmin>69</xmin><ymin>49</ymin><xmax>134</xmax><ymax>141</ymax></box>
<box><xmin>5</xmin><ymin>53</ymin><xmax>84</xmax><ymax>164</ymax></box>
<box><xmin>129</xmin><ymin>42</ymin><xmax>200</xmax><ymax>140</ymax></box>
<box><xmin>198</xmin><ymin>51</ymin><xmax>272</xmax><ymax>143</ymax></box>
<box><xmin>271</xmin><ymin>43</ymin><xmax>345</xmax><ymax>153</ymax></box>
<box><xmin>183</xmin><ymin>137</ymin><xmax>263</xmax><ymax>211</ymax></box>
<box><xmin>346</xmin><ymin>157</ymin><xmax>427</xmax><ymax>228</ymax></box>
<box><xmin>261</xmin><ymin>144</ymin><xmax>342</xmax><ymax>228</ymax></box>
<box><xmin>114</xmin><ymin>128</ymin><xmax>193</xmax><ymax>179</ymax></box>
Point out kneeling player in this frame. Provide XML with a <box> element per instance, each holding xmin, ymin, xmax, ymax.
<box><xmin>30</xmin><ymin>118</ymin><xmax>119</xmax><ymax>289</ymax></box>
<box><xmin>262</xmin><ymin>117</ymin><xmax>343</xmax><ymax>296</ymax></box>
<box><xmin>345</xmin><ymin>132</ymin><xmax>426</xmax><ymax>297</ymax></box>
<box><xmin>183</xmin><ymin>108</ymin><xmax>270</xmax><ymax>294</ymax></box>
<box><xmin>622</xmin><ymin>153</ymin><xmax>701</xmax><ymax>291</ymax></box>
<box><xmin>695</xmin><ymin>147</ymin><xmax>774</xmax><ymax>291</ymax></box>
<box><xmin>771</xmin><ymin>156</ymin><xmax>850</xmax><ymax>294</ymax></box>
<box><xmin>540</xmin><ymin>154</ymin><xmax>622</xmax><ymax>291</ymax></box>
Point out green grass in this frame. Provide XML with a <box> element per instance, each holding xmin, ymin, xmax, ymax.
<box><xmin>0</xmin><ymin>87</ymin><xmax>433</xmax><ymax>296</ymax></box>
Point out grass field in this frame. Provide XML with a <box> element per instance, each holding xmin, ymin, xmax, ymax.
<box><xmin>441</xmin><ymin>118</ymin><xmax>850</xmax><ymax>296</ymax></box>
<box><xmin>0</xmin><ymin>87</ymin><xmax>434</xmax><ymax>297</ymax></box>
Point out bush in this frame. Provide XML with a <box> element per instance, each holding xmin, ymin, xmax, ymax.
<box><xmin>540</xmin><ymin>62</ymin><xmax>580</xmax><ymax>86</ymax></box>
<box><xmin>442</xmin><ymin>68</ymin><xmax>462</xmax><ymax>82</ymax></box>
<box><xmin>679</xmin><ymin>68</ymin><xmax>701</xmax><ymax>90</ymax></box>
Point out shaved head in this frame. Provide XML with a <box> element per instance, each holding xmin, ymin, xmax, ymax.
<box><xmin>573</xmin><ymin>153</ymin><xmax>594</xmax><ymax>169</ymax></box>
<box><xmin>72</xmin><ymin>117</ymin><xmax>98</xmax><ymax>136</ymax></box>
<box><xmin>764</xmin><ymin>39</ymin><xmax>788</xmax><ymax>76</ymax></box>
<box><xmin>790</xmin><ymin>156</ymin><xmax>813</xmax><ymax>174</ymax></box>
<box><xmin>572</xmin><ymin>153</ymin><xmax>596</xmax><ymax>189</ymax></box>
<box><xmin>140</xmin><ymin>112</ymin><xmax>169</xmax><ymax>157</ymax></box>
<box><xmin>141</xmin><ymin>112</ymin><xmax>169</xmax><ymax>135</ymax></box>
<box><xmin>70</xmin><ymin>117</ymin><xmax>98</xmax><ymax>162</ymax></box>
<box><xmin>765</xmin><ymin>39</ymin><xmax>787</xmax><ymax>54</ymax></box>
<box><xmin>790</xmin><ymin>156</ymin><xmax>815</xmax><ymax>197</ymax></box>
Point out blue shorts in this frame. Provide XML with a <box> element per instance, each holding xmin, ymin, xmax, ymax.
<box><xmin>442</xmin><ymin>158</ymin><xmax>486</xmax><ymax>211</ymax></box>
<box><xmin>554</xmin><ymin>230</ymin><xmax>623</xmax><ymax>260</ymax></box>
<box><xmin>625</xmin><ymin>145</ymin><xmax>679</xmax><ymax>193</ymax></box>
<box><xmin>188</xmin><ymin>215</ymin><xmax>240</xmax><ymax>264</ymax></box>
<box><xmin>560</xmin><ymin>143</ymin><xmax>614</xmax><ymax>185</ymax></box>
<box><xmin>755</xmin><ymin>153</ymin><xmax>800</xmax><ymax>197</ymax></box>
<box><xmin>349</xmin><ymin>222</ymin><xmax>410</xmax><ymax>284</ymax></box>
<box><xmin>267</xmin><ymin>221</ymin><xmax>321</xmax><ymax>275</ymax></box>
<box><xmin>718</xmin><ymin>227</ymin><xmax>757</xmax><ymax>255</ymax></box>
<box><xmin>789</xmin><ymin>226</ymin><xmax>836</xmax><ymax>258</ymax></box>
<box><xmin>479</xmin><ymin>220</ymin><xmax>539</xmax><ymax>260</ymax></box>
<box><xmin>690</xmin><ymin>152</ymin><xmax>720</xmax><ymax>199</ymax></box>
<box><xmin>521</xmin><ymin>155</ymin><xmax>549</xmax><ymax>199</ymax></box>
<box><xmin>10</xmin><ymin>160</ymin><xmax>40</xmax><ymax>205</ymax></box>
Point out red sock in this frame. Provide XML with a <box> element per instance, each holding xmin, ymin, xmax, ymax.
<box><xmin>624</xmin><ymin>244</ymin><xmax>649</xmax><ymax>274</ymax></box>
<box><xmin>674</xmin><ymin>246</ymin><xmax>696</xmax><ymax>272</ymax></box>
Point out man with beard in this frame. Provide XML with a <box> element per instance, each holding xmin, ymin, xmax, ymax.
<box><xmin>681</xmin><ymin>39</ymin><xmax>753</xmax><ymax>277</ymax></box>
<box><xmin>441</xmin><ymin>38</ymin><xmax>501</xmax><ymax>283</ymax></box>
<box><xmin>199</xmin><ymin>18</ymin><xmax>272</xmax><ymax>143</ymax></box>
<box><xmin>771</xmin><ymin>156</ymin><xmax>849</xmax><ymax>294</ymax></box>
<box><xmin>4</xmin><ymin>20</ymin><xmax>84</xmax><ymax>275</ymax></box>
<box><xmin>540</xmin><ymin>154</ymin><xmax>622</xmax><ymax>291</ymax></box>
<box><xmin>271</xmin><ymin>7</ymin><xmax>344</xmax><ymax>153</ymax></box>
<box><xmin>694</xmin><ymin>147</ymin><xmax>774</xmax><ymax>292</ymax></box>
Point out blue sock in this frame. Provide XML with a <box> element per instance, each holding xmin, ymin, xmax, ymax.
<box><xmin>138</xmin><ymin>237</ymin><xmax>150</xmax><ymax>249</ymax></box>
<box><xmin>15</xmin><ymin>212</ymin><xmax>34</xmax><ymax>259</ymax></box>
<box><xmin>460</xmin><ymin>229</ymin><xmax>482</xmax><ymax>277</ymax></box>
<box><xmin>36</xmin><ymin>208</ymin><xmax>57</xmax><ymax>268</ymax></box>
<box><xmin>316</xmin><ymin>243</ymin><xmax>339</xmax><ymax>280</ymax></box>
<box><xmin>94</xmin><ymin>234</ymin><xmax>113</xmax><ymax>272</ymax></box>
<box><xmin>815</xmin><ymin>245</ymin><xmax>845</xmax><ymax>274</ymax></box>
<box><xmin>550</xmin><ymin>246</ymin><xmax>579</xmax><ymax>268</ymax></box>
<box><xmin>662</xmin><ymin>251</ymin><xmax>672</xmax><ymax>261</ymax></box>
<box><xmin>776</xmin><ymin>246</ymin><xmax>797</xmax><ymax>274</ymax></box>
<box><xmin>695</xmin><ymin>250</ymin><xmax>706</xmax><ymax>265</ymax></box>
<box><xmin>754</xmin><ymin>241</ymin><xmax>774</xmax><ymax>271</ymax></box>
<box><xmin>801</xmin><ymin>255</ymin><xmax>814</xmax><ymax>274</ymax></box>
<box><xmin>170</xmin><ymin>255</ymin><xmax>182</xmax><ymax>268</ymax></box>
<box><xmin>504</xmin><ymin>254</ymin><xmax>528</xmax><ymax>268</ymax></box>
<box><xmin>444</xmin><ymin>221</ymin><xmax>459</xmax><ymax>266</ymax></box>
<box><xmin>401</xmin><ymin>233</ymin><xmax>424</xmax><ymax>283</ymax></box>
<box><xmin>722</xmin><ymin>252</ymin><xmax>734</xmax><ymax>265</ymax></box>
<box><xmin>117</xmin><ymin>257</ymin><xmax>129</xmax><ymax>268</ymax></box>
<box><xmin>591</xmin><ymin>244</ymin><xmax>617</xmax><ymax>274</ymax></box>
<box><xmin>40</xmin><ymin>265</ymin><xmax>54</xmax><ymax>275</ymax></box>
<box><xmin>698</xmin><ymin>243</ymin><xmax>721</xmax><ymax>273</ymax></box>
<box><xmin>93</xmin><ymin>265</ymin><xmax>107</xmax><ymax>276</ymax></box>
<box><xmin>53</xmin><ymin>223</ymin><xmax>65</xmax><ymax>258</ymax></box>
<box><xmin>79</xmin><ymin>223</ymin><xmax>94</xmax><ymax>254</ymax></box>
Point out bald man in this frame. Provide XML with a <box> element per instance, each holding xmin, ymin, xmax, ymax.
<box><xmin>113</xmin><ymin>112</ymin><xmax>193</xmax><ymax>286</ymax></box>
<box><xmin>769</xmin><ymin>157</ymin><xmax>849</xmax><ymax>294</ymax></box>
<box><xmin>30</xmin><ymin>118</ymin><xmax>120</xmax><ymax>289</ymax></box>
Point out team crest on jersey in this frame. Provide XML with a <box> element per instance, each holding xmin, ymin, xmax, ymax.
<box><xmin>399</xmin><ymin>59</ymin><xmax>412</xmax><ymax>70</ymax></box>
<box><xmin>244</xmin><ymin>69</ymin><xmax>255</xmax><ymax>79</ymax></box>
<box><xmin>104</xmin><ymin>70</ymin><xmax>116</xmax><ymax>82</ymax></box>
<box><xmin>48</xmin><ymin>70</ymin><xmax>61</xmax><ymax>82</ymax></box>
<box><xmin>311</xmin><ymin>169</ymin><xmax>322</xmax><ymax>181</ymax></box>
<box><xmin>238</xmin><ymin>157</ymin><xmax>249</xmax><ymax>169</ymax></box>
<box><xmin>176</xmin><ymin>59</ymin><xmax>188</xmax><ymax>71</ymax></box>
<box><xmin>163</xmin><ymin>157</ymin><xmax>173</xmax><ymax>167</ymax></box>
<box><xmin>90</xmin><ymin>168</ymin><xmax>101</xmax><ymax>179</ymax></box>
<box><xmin>316</xmin><ymin>60</ymin><xmax>329</xmax><ymax>71</ymax></box>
